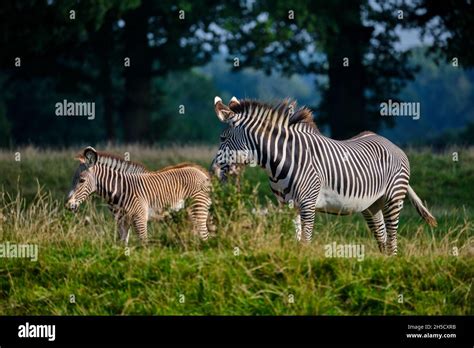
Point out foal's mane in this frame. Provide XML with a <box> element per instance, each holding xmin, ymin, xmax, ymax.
<box><xmin>95</xmin><ymin>153</ymin><xmax>209</xmax><ymax>176</ymax></box>
<box><xmin>96</xmin><ymin>152</ymin><xmax>148</xmax><ymax>173</ymax></box>
<box><xmin>230</xmin><ymin>99</ymin><xmax>319</xmax><ymax>131</ymax></box>
<box><xmin>158</xmin><ymin>162</ymin><xmax>209</xmax><ymax>176</ymax></box>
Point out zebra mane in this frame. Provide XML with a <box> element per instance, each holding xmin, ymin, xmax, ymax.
<box><xmin>158</xmin><ymin>162</ymin><xmax>209</xmax><ymax>176</ymax></box>
<box><xmin>95</xmin><ymin>152</ymin><xmax>148</xmax><ymax>173</ymax></box>
<box><xmin>230</xmin><ymin>99</ymin><xmax>319</xmax><ymax>131</ymax></box>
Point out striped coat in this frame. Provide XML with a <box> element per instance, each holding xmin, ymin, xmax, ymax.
<box><xmin>67</xmin><ymin>147</ymin><xmax>213</xmax><ymax>244</ymax></box>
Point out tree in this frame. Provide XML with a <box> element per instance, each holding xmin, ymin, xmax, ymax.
<box><xmin>0</xmin><ymin>0</ymin><xmax>139</xmax><ymax>145</ymax></box>
<box><xmin>220</xmin><ymin>0</ymin><xmax>417</xmax><ymax>139</ymax></box>
<box><xmin>401</xmin><ymin>0</ymin><xmax>474</xmax><ymax>67</ymax></box>
<box><xmin>119</xmin><ymin>0</ymin><xmax>226</xmax><ymax>142</ymax></box>
<box><xmin>0</xmin><ymin>0</ymin><xmax>226</xmax><ymax>145</ymax></box>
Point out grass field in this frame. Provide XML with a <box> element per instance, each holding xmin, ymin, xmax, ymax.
<box><xmin>0</xmin><ymin>145</ymin><xmax>472</xmax><ymax>315</ymax></box>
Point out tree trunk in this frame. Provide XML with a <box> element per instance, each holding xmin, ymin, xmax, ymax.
<box><xmin>122</xmin><ymin>3</ymin><xmax>153</xmax><ymax>143</ymax></box>
<box><xmin>96</xmin><ymin>14</ymin><xmax>116</xmax><ymax>141</ymax></box>
<box><xmin>326</xmin><ymin>2</ymin><xmax>371</xmax><ymax>140</ymax></box>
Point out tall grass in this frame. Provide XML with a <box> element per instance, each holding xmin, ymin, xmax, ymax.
<box><xmin>0</xmin><ymin>146</ymin><xmax>472</xmax><ymax>315</ymax></box>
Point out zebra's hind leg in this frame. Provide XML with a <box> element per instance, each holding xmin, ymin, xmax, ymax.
<box><xmin>132</xmin><ymin>215</ymin><xmax>148</xmax><ymax>244</ymax></box>
<box><xmin>190</xmin><ymin>193</ymin><xmax>212</xmax><ymax>240</ymax></box>
<box><xmin>362</xmin><ymin>209</ymin><xmax>387</xmax><ymax>254</ymax></box>
<box><xmin>113</xmin><ymin>209</ymin><xmax>131</xmax><ymax>245</ymax></box>
<box><xmin>383</xmin><ymin>199</ymin><xmax>405</xmax><ymax>255</ymax></box>
<box><xmin>206</xmin><ymin>213</ymin><xmax>216</xmax><ymax>234</ymax></box>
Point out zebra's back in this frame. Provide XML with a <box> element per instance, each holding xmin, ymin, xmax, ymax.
<box><xmin>140</xmin><ymin>163</ymin><xmax>210</xmax><ymax>212</ymax></box>
<box><xmin>309</xmin><ymin>132</ymin><xmax>410</xmax><ymax>214</ymax></box>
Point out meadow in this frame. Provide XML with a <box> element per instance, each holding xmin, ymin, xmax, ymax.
<box><xmin>0</xmin><ymin>145</ymin><xmax>472</xmax><ymax>315</ymax></box>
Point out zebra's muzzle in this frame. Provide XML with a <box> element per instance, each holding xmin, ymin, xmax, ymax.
<box><xmin>66</xmin><ymin>201</ymin><xmax>79</xmax><ymax>212</ymax></box>
<box><xmin>210</xmin><ymin>163</ymin><xmax>228</xmax><ymax>182</ymax></box>
<box><xmin>218</xmin><ymin>169</ymin><xmax>228</xmax><ymax>183</ymax></box>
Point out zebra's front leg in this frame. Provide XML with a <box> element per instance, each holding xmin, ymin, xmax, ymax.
<box><xmin>117</xmin><ymin>219</ymin><xmax>131</xmax><ymax>245</ymax></box>
<box><xmin>294</xmin><ymin>214</ymin><xmax>302</xmax><ymax>241</ymax></box>
<box><xmin>294</xmin><ymin>176</ymin><xmax>320</xmax><ymax>243</ymax></box>
<box><xmin>299</xmin><ymin>201</ymin><xmax>317</xmax><ymax>243</ymax></box>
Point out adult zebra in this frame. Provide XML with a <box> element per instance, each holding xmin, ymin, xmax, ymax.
<box><xmin>212</xmin><ymin>96</ymin><xmax>437</xmax><ymax>255</ymax></box>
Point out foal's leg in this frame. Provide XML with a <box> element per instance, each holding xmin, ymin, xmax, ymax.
<box><xmin>189</xmin><ymin>192</ymin><xmax>212</xmax><ymax>240</ymax></box>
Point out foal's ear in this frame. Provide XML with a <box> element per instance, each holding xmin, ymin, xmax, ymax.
<box><xmin>80</xmin><ymin>146</ymin><xmax>98</xmax><ymax>167</ymax></box>
<box><xmin>214</xmin><ymin>96</ymin><xmax>235</xmax><ymax>123</ymax></box>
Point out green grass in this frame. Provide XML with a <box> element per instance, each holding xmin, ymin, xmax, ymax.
<box><xmin>0</xmin><ymin>145</ymin><xmax>472</xmax><ymax>315</ymax></box>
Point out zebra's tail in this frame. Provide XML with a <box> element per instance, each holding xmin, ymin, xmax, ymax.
<box><xmin>407</xmin><ymin>185</ymin><xmax>437</xmax><ymax>227</ymax></box>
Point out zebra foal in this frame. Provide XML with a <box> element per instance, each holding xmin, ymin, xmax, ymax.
<box><xmin>66</xmin><ymin>147</ymin><xmax>212</xmax><ymax>244</ymax></box>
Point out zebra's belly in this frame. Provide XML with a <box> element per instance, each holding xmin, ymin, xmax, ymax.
<box><xmin>148</xmin><ymin>199</ymin><xmax>185</xmax><ymax>219</ymax></box>
<box><xmin>315</xmin><ymin>187</ymin><xmax>381</xmax><ymax>215</ymax></box>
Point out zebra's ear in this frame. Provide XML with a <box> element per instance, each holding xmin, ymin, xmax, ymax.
<box><xmin>229</xmin><ymin>96</ymin><xmax>240</xmax><ymax>110</ymax></box>
<box><xmin>83</xmin><ymin>146</ymin><xmax>98</xmax><ymax>166</ymax></box>
<box><xmin>74</xmin><ymin>153</ymin><xmax>86</xmax><ymax>163</ymax></box>
<box><xmin>214</xmin><ymin>96</ymin><xmax>234</xmax><ymax>123</ymax></box>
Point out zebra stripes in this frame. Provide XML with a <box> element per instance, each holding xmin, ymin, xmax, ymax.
<box><xmin>66</xmin><ymin>147</ymin><xmax>212</xmax><ymax>244</ymax></box>
<box><xmin>212</xmin><ymin>96</ymin><xmax>437</xmax><ymax>255</ymax></box>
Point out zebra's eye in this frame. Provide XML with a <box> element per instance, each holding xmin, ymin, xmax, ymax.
<box><xmin>79</xmin><ymin>178</ymin><xmax>86</xmax><ymax>184</ymax></box>
<box><xmin>220</xmin><ymin>135</ymin><xmax>227</xmax><ymax>142</ymax></box>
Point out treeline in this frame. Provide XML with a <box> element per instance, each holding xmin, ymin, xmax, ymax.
<box><xmin>0</xmin><ymin>0</ymin><xmax>473</xmax><ymax>147</ymax></box>
<box><xmin>382</xmin><ymin>48</ymin><xmax>474</xmax><ymax>147</ymax></box>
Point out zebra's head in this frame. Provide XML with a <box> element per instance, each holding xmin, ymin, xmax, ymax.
<box><xmin>211</xmin><ymin>96</ymin><xmax>257</xmax><ymax>181</ymax></box>
<box><xmin>66</xmin><ymin>146</ymin><xmax>98</xmax><ymax>212</ymax></box>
